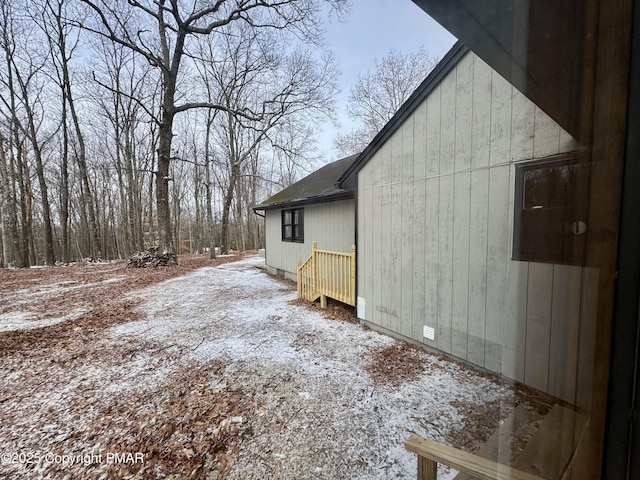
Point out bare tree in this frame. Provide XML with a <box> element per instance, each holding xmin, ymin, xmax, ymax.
<box><xmin>39</xmin><ymin>0</ymin><xmax>103</xmax><ymax>258</ymax></box>
<box><xmin>77</xmin><ymin>0</ymin><xmax>348</xmax><ymax>255</ymax></box>
<box><xmin>195</xmin><ymin>23</ymin><xmax>338</xmax><ymax>253</ymax></box>
<box><xmin>334</xmin><ymin>47</ymin><xmax>438</xmax><ymax>156</ymax></box>
<box><xmin>0</xmin><ymin>2</ymin><xmax>34</xmax><ymax>267</ymax></box>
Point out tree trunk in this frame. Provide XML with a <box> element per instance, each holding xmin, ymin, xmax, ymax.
<box><xmin>24</xmin><ymin>99</ymin><xmax>55</xmax><ymax>265</ymax></box>
<box><xmin>221</xmin><ymin>182</ymin><xmax>234</xmax><ymax>255</ymax></box>
<box><xmin>0</xmin><ymin>135</ymin><xmax>20</xmax><ymax>267</ymax></box>
<box><xmin>60</xmin><ymin>102</ymin><xmax>70</xmax><ymax>263</ymax></box>
<box><xmin>204</xmin><ymin>116</ymin><xmax>216</xmax><ymax>256</ymax></box>
<box><xmin>156</xmin><ymin>111</ymin><xmax>174</xmax><ymax>253</ymax></box>
<box><xmin>55</xmin><ymin>10</ymin><xmax>101</xmax><ymax>258</ymax></box>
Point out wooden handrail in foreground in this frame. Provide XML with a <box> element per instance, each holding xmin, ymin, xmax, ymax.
<box><xmin>404</xmin><ymin>434</ymin><xmax>544</xmax><ymax>480</ymax></box>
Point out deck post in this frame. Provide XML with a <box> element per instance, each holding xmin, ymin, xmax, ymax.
<box><xmin>297</xmin><ymin>259</ymin><xmax>302</xmax><ymax>299</ymax></box>
<box><xmin>418</xmin><ymin>456</ymin><xmax>437</xmax><ymax>480</ymax></box>
<box><xmin>350</xmin><ymin>244</ymin><xmax>356</xmax><ymax>306</ymax></box>
<box><xmin>312</xmin><ymin>241</ymin><xmax>318</xmax><ymax>298</ymax></box>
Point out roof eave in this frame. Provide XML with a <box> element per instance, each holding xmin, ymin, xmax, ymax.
<box><xmin>252</xmin><ymin>190</ymin><xmax>354</xmax><ymax>212</ymax></box>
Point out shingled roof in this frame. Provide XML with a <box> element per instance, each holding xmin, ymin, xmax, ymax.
<box><xmin>254</xmin><ymin>154</ymin><xmax>359</xmax><ymax>211</ymax></box>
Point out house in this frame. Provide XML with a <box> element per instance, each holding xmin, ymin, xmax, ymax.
<box><xmin>258</xmin><ymin>42</ymin><xmax>591</xmax><ymax>406</ymax></box>
<box><xmin>336</xmin><ymin>42</ymin><xmax>593</xmax><ymax>407</ymax></box>
<box><xmin>253</xmin><ymin>154</ymin><xmax>358</xmax><ymax>281</ymax></box>
<box><xmin>256</xmin><ymin>0</ymin><xmax>640</xmax><ymax>471</ymax></box>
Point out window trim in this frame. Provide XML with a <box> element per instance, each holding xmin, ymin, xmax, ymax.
<box><xmin>512</xmin><ymin>153</ymin><xmax>589</xmax><ymax>265</ymax></box>
<box><xmin>281</xmin><ymin>208</ymin><xmax>304</xmax><ymax>243</ymax></box>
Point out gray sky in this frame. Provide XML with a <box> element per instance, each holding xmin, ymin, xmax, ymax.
<box><xmin>316</xmin><ymin>0</ymin><xmax>457</xmax><ymax>161</ymax></box>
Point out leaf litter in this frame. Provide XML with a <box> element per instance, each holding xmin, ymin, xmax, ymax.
<box><xmin>0</xmin><ymin>254</ymin><xmax>553</xmax><ymax>479</ymax></box>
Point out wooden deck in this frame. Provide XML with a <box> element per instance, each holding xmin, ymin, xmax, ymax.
<box><xmin>297</xmin><ymin>241</ymin><xmax>356</xmax><ymax>307</ymax></box>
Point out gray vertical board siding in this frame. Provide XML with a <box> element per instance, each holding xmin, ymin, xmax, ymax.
<box><xmin>380</xmin><ymin>184</ymin><xmax>393</xmax><ymax>330</ymax></box>
<box><xmin>424</xmin><ymin>177</ymin><xmax>440</xmax><ymax>349</ymax></box>
<box><xmin>471</xmin><ymin>55</ymin><xmax>492</xmax><ymax>170</ymax></box>
<box><xmin>510</xmin><ymin>88</ymin><xmax>535</xmax><ymax>161</ymax></box>
<box><xmin>263</xmin><ymin>200</ymin><xmax>355</xmax><ymax>278</ymax></box>
<box><xmin>391</xmin><ymin>125</ymin><xmax>404</xmax><ymax>185</ymax></box>
<box><xmin>401</xmin><ymin>181</ymin><xmax>414</xmax><ymax>338</ymax></box>
<box><xmin>452</xmin><ymin>171</ymin><xmax>471</xmax><ymax>359</ymax></box>
<box><xmin>484</xmin><ymin>165</ymin><xmax>510</xmax><ymax>374</ymax></box>
<box><xmin>358</xmin><ymin>187</ymin><xmax>373</xmax><ymax>319</ymax></box>
<box><xmin>503</xmin><ymin>261</ymin><xmax>528</xmax><ymax>383</ymax></box>
<box><xmin>412</xmin><ymin>179</ymin><xmax>427</xmax><ymax>343</ymax></box>
<box><xmin>354</xmin><ymin>51</ymin><xmax>589</xmax><ymax>399</ymax></box>
<box><xmin>454</xmin><ymin>53</ymin><xmax>473</xmax><ymax>173</ymax></box>
<box><xmin>426</xmin><ymin>85</ymin><xmax>441</xmax><ymax>177</ymax></box>
<box><xmin>502</xmin><ymin>162</ymin><xmax>527</xmax><ymax>384</ymax></box>
<box><xmin>412</xmin><ymin>100</ymin><xmax>428</xmax><ymax>341</ymax></box>
<box><xmin>468</xmin><ymin>168</ymin><xmax>489</xmax><ymax>367</ymax></box>
<box><xmin>490</xmin><ymin>69</ymin><xmax>513</xmax><ymax>164</ymax></box>
<box><xmin>371</xmin><ymin>186</ymin><xmax>383</xmax><ymax>326</ymax></box>
<box><xmin>533</xmin><ymin>106</ymin><xmax>561</xmax><ymax>159</ymax></box>
<box><xmin>440</xmin><ymin>69</ymin><xmax>456</xmax><ymax>176</ymax></box>
<box><xmin>379</xmin><ymin>139</ymin><xmax>392</xmax><ymax>186</ymax></box>
<box><xmin>524</xmin><ymin>262</ymin><xmax>554</xmax><ymax>392</ymax></box>
<box><xmin>389</xmin><ymin>182</ymin><xmax>402</xmax><ymax>330</ymax></box>
<box><xmin>414</xmin><ymin>102</ymin><xmax>427</xmax><ymax>181</ymax></box>
<box><xmin>437</xmin><ymin>175</ymin><xmax>454</xmax><ymax>353</ymax></box>
<box><xmin>548</xmin><ymin>265</ymin><xmax>582</xmax><ymax>403</ymax></box>
<box><xmin>403</xmin><ymin>113</ymin><xmax>415</xmax><ymax>183</ymax></box>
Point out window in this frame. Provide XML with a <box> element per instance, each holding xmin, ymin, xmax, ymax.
<box><xmin>513</xmin><ymin>154</ymin><xmax>590</xmax><ymax>265</ymax></box>
<box><xmin>282</xmin><ymin>208</ymin><xmax>304</xmax><ymax>242</ymax></box>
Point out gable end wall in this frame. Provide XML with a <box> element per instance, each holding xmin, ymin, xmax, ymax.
<box><xmin>356</xmin><ymin>52</ymin><xmax>594</xmax><ymax>404</ymax></box>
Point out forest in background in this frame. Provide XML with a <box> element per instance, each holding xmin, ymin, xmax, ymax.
<box><xmin>0</xmin><ymin>0</ymin><xmax>347</xmax><ymax>267</ymax></box>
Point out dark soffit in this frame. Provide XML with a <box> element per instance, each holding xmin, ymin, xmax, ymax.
<box><xmin>411</xmin><ymin>0</ymin><xmax>589</xmax><ymax>142</ymax></box>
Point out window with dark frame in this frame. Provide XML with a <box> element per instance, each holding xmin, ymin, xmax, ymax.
<box><xmin>513</xmin><ymin>154</ymin><xmax>590</xmax><ymax>265</ymax></box>
<box><xmin>282</xmin><ymin>208</ymin><xmax>304</xmax><ymax>242</ymax></box>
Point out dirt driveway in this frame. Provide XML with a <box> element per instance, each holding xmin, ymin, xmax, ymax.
<box><xmin>0</xmin><ymin>254</ymin><xmax>550</xmax><ymax>479</ymax></box>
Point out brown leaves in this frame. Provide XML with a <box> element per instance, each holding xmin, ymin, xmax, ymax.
<box><xmin>0</xmin><ymin>254</ymin><xmax>243</xmax><ymax>357</ymax></box>
<box><xmin>69</xmin><ymin>362</ymin><xmax>256</xmax><ymax>479</ymax></box>
<box><xmin>288</xmin><ymin>297</ymin><xmax>358</xmax><ymax>323</ymax></box>
<box><xmin>0</xmin><ymin>254</ymin><xmax>255</xmax><ymax>480</ymax></box>
<box><xmin>363</xmin><ymin>342</ymin><xmax>430</xmax><ymax>389</ymax></box>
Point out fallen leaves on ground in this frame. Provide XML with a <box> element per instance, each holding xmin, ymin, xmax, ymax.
<box><xmin>287</xmin><ymin>297</ymin><xmax>358</xmax><ymax>323</ymax></box>
<box><xmin>363</xmin><ymin>342</ymin><xmax>430</xmax><ymax>389</ymax></box>
<box><xmin>0</xmin><ymin>254</ymin><xmax>253</xmax><ymax>479</ymax></box>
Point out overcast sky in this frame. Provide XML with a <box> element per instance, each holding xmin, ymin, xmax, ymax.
<box><xmin>315</xmin><ymin>0</ymin><xmax>457</xmax><ymax>162</ymax></box>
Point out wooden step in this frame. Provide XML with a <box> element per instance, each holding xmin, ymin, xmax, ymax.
<box><xmin>511</xmin><ymin>404</ymin><xmax>587</xmax><ymax>480</ymax></box>
<box><xmin>454</xmin><ymin>404</ymin><xmax>535</xmax><ymax>480</ymax></box>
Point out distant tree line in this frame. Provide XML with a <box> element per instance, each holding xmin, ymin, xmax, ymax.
<box><xmin>0</xmin><ymin>0</ymin><xmax>347</xmax><ymax>267</ymax></box>
<box><xmin>334</xmin><ymin>47</ymin><xmax>438</xmax><ymax>156</ymax></box>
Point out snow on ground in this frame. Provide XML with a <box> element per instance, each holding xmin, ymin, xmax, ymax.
<box><xmin>0</xmin><ymin>254</ymin><xmax>545</xmax><ymax>479</ymax></box>
<box><xmin>0</xmin><ymin>310</ymin><xmax>89</xmax><ymax>332</ymax></box>
<box><xmin>110</xmin><ymin>255</ymin><xmax>518</xmax><ymax>479</ymax></box>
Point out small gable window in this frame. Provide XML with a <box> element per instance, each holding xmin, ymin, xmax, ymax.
<box><xmin>282</xmin><ymin>208</ymin><xmax>304</xmax><ymax>243</ymax></box>
<box><xmin>513</xmin><ymin>154</ymin><xmax>590</xmax><ymax>265</ymax></box>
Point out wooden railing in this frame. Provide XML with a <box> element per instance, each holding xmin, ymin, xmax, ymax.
<box><xmin>405</xmin><ymin>404</ymin><xmax>587</xmax><ymax>480</ymax></box>
<box><xmin>297</xmin><ymin>241</ymin><xmax>356</xmax><ymax>307</ymax></box>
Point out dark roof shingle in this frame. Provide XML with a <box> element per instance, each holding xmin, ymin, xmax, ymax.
<box><xmin>254</xmin><ymin>154</ymin><xmax>359</xmax><ymax>211</ymax></box>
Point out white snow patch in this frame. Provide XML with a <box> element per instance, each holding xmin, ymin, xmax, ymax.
<box><xmin>108</xmin><ymin>255</ymin><xmax>518</xmax><ymax>479</ymax></box>
<box><xmin>0</xmin><ymin>309</ymin><xmax>87</xmax><ymax>332</ymax></box>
